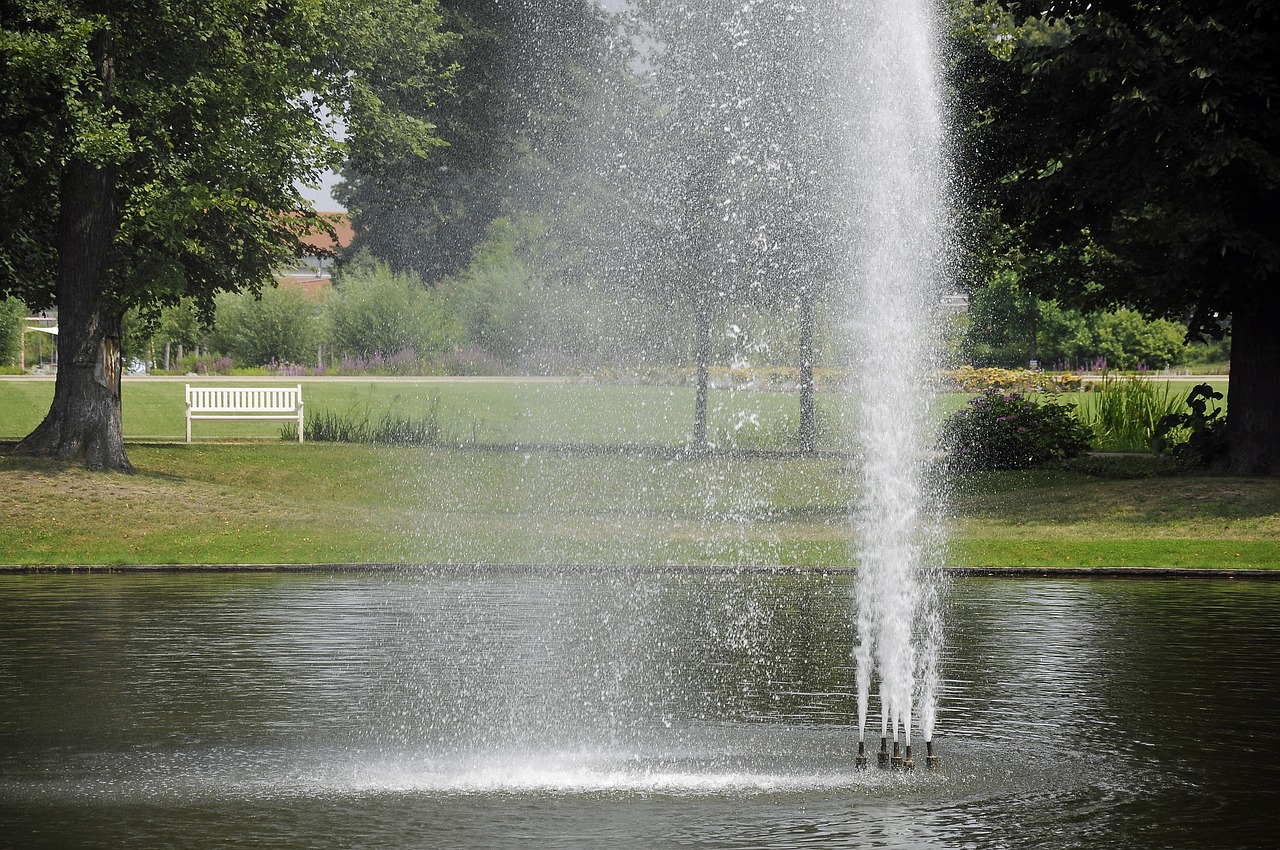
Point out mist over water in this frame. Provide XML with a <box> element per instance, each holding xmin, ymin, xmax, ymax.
<box><xmin>353</xmin><ymin>0</ymin><xmax>958</xmax><ymax>775</ymax></box>
<box><xmin>448</xmin><ymin>0</ymin><xmax>954</xmax><ymax>744</ymax></box>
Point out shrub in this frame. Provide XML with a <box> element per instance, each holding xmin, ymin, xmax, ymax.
<box><xmin>329</xmin><ymin>252</ymin><xmax>461</xmax><ymax>361</ymax></box>
<box><xmin>288</xmin><ymin>399</ymin><xmax>449</xmax><ymax>445</ymax></box>
<box><xmin>211</xmin><ymin>286</ymin><xmax>320</xmax><ymax>366</ymax></box>
<box><xmin>941</xmin><ymin>388</ymin><xmax>1092</xmax><ymax>471</ymax></box>
<box><xmin>1152</xmin><ymin>383</ymin><xmax>1229</xmax><ymax>468</ymax></box>
<box><xmin>944</xmin><ymin>366</ymin><xmax>1082</xmax><ymax>393</ymax></box>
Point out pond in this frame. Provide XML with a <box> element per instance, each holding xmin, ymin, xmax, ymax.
<box><xmin>1</xmin><ymin>571</ymin><xmax>1277</xmax><ymax>849</ymax></box>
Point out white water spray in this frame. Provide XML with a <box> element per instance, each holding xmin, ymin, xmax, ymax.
<box><xmin>843</xmin><ymin>0</ymin><xmax>951</xmax><ymax>758</ymax></box>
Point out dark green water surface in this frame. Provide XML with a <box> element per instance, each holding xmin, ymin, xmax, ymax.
<box><xmin>1</xmin><ymin>572</ymin><xmax>1277</xmax><ymax>849</ymax></box>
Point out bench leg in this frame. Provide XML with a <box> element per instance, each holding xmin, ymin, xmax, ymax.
<box><xmin>297</xmin><ymin>410</ymin><xmax>304</xmax><ymax>443</ymax></box>
<box><xmin>186</xmin><ymin>413</ymin><xmax>191</xmax><ymax>443</ymax></box>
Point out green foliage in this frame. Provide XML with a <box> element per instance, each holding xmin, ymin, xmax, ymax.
<box><xmin>956</xmin><ymin>0</ymin><xmax>1280</xmax><ymax>473</ymax></box>
<box><xmin>0</xmin><ymin>298</ymin><xmax>26</xmax><ymax>367</ymax></box>
<box><xmin>962</xmin><ymin>273</ymin><xmax>1189</xmax><ymax>370</ymax></box>
<box><xmin>1089</xmin><ymin>310</ymin><xmax>1187</xmax><ymax>371</ymax></box>
<box><xmin>1182</xmin><ymin>337</ymin><xmax>1231</xmax><ymax>369</ymax></box>
<box><xmin>154</xmin><ymin>299</ymin><xmax>206</xmax><ymax>351</ymax></box>
<box><xmin>962</xmin><ymin>1</ymin><xmax>1279</xmax><ymax>329</ymax></box>
<box><xmin>1153</xmin><ymin>384</ymin><xmax>1230</xmax><ymax>468</ymax></box>
<box><xmin>210</xmin><ymin>286</ymin><xmax>320</xmax><ymax>367</ymax></box>
<box><xmin>941</xmin><ymin>388</ymin><xmax>1092</xmax><ymax>471</ymax></box>
<box><xmin>340</xmin><ymin>1</ymin><xmax>628</xmax><ymax>285</ymax></box>
<box><xmin>328</xmin><ymin>252</ymin><xmax>461</xmax><ymax>360</ymax></box>
<box><xmin>446</xmin><ymin>220</ymin><xmax>542</xmax><ymax>365</ymax></box>
<box><xmin>1076</xmin><ymin>375</ymin><xmax>1185</xmax><ymax>453</ymax></box>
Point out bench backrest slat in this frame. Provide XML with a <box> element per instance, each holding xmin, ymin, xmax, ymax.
<box><xmin>186</xmin><ymin>384</ymin><xmax>303</xmax><ymax>412</ymax></box>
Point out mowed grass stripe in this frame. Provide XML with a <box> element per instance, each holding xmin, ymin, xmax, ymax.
<box><xmin>2</xmin><ymin>442</ymin><xmax>1277</xmax><ymax>569</ymax></box>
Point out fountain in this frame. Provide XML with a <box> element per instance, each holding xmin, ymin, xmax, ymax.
<box><xmin>842</xmin><ymin>0</ymin><xmax>950</xmax><ymax>771</ymax></box>
<box><xmin>487</xmin><ymin>0</ymin><xmax>954</xmax><ymax>772</ymax></box>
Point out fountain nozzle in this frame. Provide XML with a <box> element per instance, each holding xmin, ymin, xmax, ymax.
<box><xmin>903</xmin><ymin>744</ymin><xmax>915</xmax><ymax>770</ymax></box>
<box><xmin>926</xmin><ymin>740</ymin><xmax>939</xmax><ymax>768</ymax></box>
<box><xmin>856</xmin><ymin>740</ymin><xmax>868</xmax><ymax>769</ymax></box>
<box><xmin>877</xmin><ymin>737</ymin><xmax>889</xmax><ymax>767</ymax></box>
<box><xmin>890</xmin><ymin>740</ymin><xmax>904</xmax><ymax>769</ymax></box>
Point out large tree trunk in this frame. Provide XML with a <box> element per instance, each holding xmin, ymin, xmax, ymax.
<box><xmin>17</xmin><ymin>163</ymin><xmax>132</xmax><ymax>472</ymax></box>
<box><xmin>1224</xmin><ymin>282</ymin><xmax>1280</xmax><ymax>476</ymax></box>
<box><xmin>796</xmin><ymin>287</ymin><xmax>817</xmax><ymax>455</ymax></box>
<box><xmin>17</xmin><ymin>156</ymin><xmax>131</xmax><ymax>472</ymax></box>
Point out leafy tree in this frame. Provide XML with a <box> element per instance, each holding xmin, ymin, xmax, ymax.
<box><xmin>443</xmin><ymin>217</ymin><xmax>545</xmax><ymax>366</ymax></box>
<box><xmin>340</xmin><ymin>0</ymin><xmax>629</xmax><ymax>285</ymax></box>
<box><xmin>0</xmin><ymin>0</ymin><xmax>455</xmax><ymax>469</ymax></box>
<box><xmin>1089</xmin><ymin>309</ymin><xmax>1188</xmax><ymax>372</ymax></box>
<box><xmin>328</xmin><ymin>252</ymin><xmax>460</xmax><ymax>361</ymax></box>
<box><xmin>634</xmin><ymin>0</ymin><xmax>852</xmax><ymax>449</ymax></box>
<box><xmin>210</xmin><ymin>286</ymin><xmax>321</xmax><ymax>367</ymax></box>
<box><xmin>154</xmin><ymin>298</ymin><xmax>205</xmax><ymax>363</ymax></box>
<box><xmin>960</xmin><ymin>0</ymin><xmax>1280</xmax><ymax>473</ymax></box>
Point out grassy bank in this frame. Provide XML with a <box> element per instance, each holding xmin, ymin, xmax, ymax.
<box><xmin>2</xmin><ymin>442</ymin><xmax>1276</xmax><ymax>569</ymax></box>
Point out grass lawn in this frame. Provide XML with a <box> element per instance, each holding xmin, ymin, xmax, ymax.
<box><xmin>2</xmin><ymin>438</ymin><xmax>1277</xmax><ymax>569</ymax></box>
<box><xmin>2</xmin><ymin>375</ymin><xmax>1228</xmax><ymax>447</ymax></box>
<box><xmin>1</xmin><ymin>376</ymin><xmax>839</xmax><ymax>449</ymax></box>
<box><xmin>2</xmin><ymin>375</ymin><xmax>1266</xmax><ymax>570</ymax></box>
<box><xmin>949</xmin><ymin>469</ymin><xmax>1277</xmax><ymax>568</ymax></box>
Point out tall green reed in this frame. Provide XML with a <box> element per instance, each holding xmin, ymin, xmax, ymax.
<box><xmin>283</xmin><ymin>395</ymin><xmax>450</xmax><ymax>445</ymax></box>
<box><xmin>1076</xmin><ymin>374</ymin><xmax>1185</xmax><ymax>452</ymax></box>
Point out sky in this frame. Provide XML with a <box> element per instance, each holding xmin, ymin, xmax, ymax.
<box><xmin>297</xmin><ymin>171</ymin><xmax>345</xmax><ymax>212</ymax></box>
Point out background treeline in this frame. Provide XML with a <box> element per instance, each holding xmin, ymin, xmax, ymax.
<box><xmin>0</xmin><ymin>0</ymin><xmax>1237</xmax><ymax>379</ymax></box>
<box><xmin>2</xmin><ymin>283</ymin><xmax>1228</xmax><ymax>378</ymax></box>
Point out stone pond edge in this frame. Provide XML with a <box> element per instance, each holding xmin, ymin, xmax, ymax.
<box><xmin>1</xmin><ymin>563</ymin><xmax>1278</xmax><ymax>579</ymax></box>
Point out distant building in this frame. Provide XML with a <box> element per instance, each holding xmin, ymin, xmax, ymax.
<box><xmin>279</xmin><ymin>211</ymin><xmax>354</xmax><ymax>281</ymax></box>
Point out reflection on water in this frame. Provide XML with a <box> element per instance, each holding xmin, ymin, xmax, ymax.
<box><xmin>1</xmin><ymin>572</ymin><xmax>1278</xmax><ymax>849</ymax></box>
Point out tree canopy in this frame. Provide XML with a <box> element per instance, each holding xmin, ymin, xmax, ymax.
<box><xmin>955</xmin><ymin>0</ymin><xmax>1280</xmax><ymax>473</ymax></box>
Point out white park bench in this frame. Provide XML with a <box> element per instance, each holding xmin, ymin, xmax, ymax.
<box><xmin>185</xmin><ymin>384</ymin><xmax>305</xmax><ymax>443</ymax></box>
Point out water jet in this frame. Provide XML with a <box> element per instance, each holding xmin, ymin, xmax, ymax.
<box><xmin>845</xmin><ymin>0</ymin><xmax>950</xmax><ymax>777</ymax></box>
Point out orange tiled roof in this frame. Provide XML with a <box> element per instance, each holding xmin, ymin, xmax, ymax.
<box><xmin>298</xmin><ymin>212</ymin><xmax>354</xmax><ymax>253</ymax></box>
